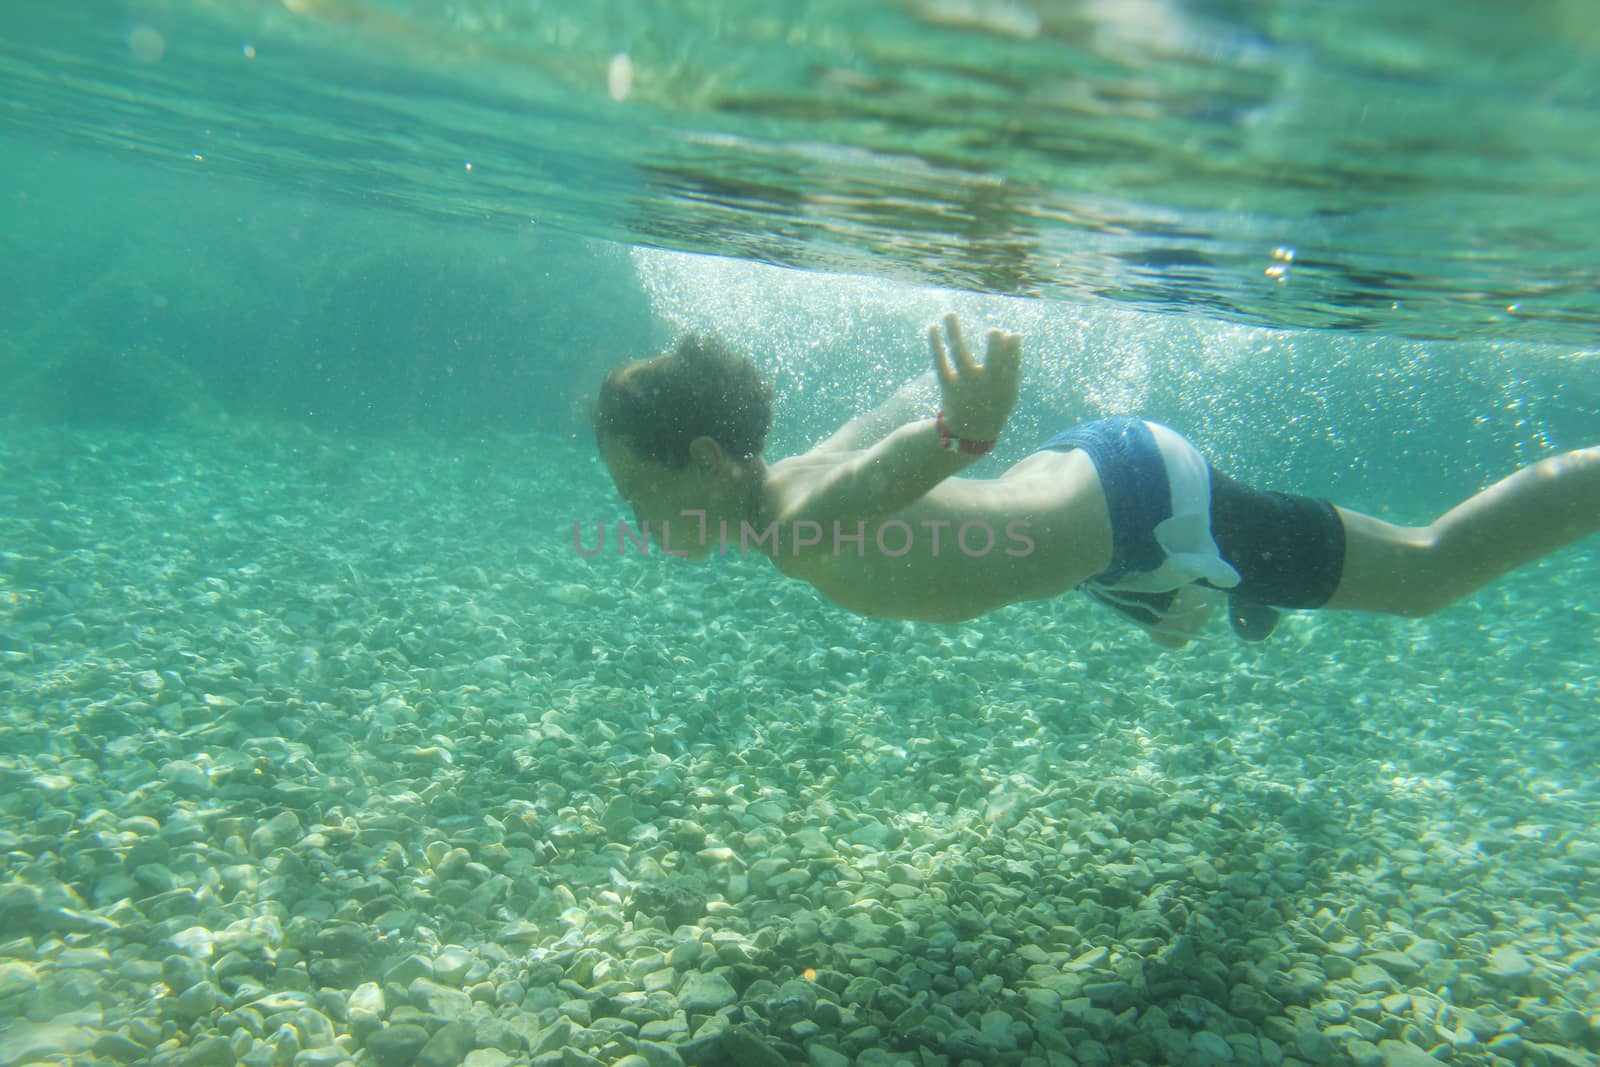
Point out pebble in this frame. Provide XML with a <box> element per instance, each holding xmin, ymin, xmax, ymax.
<box><xmin>409</xmin><ymin>977</ymin><xmax>472</xmax><ymax>1016</ymax></box>
<box><xmin>260</xmin><ymin>1024</ymin><xmax>299</xmax><ymax>1064</ymax></box>
<box><xmin>162</xmin><ymin>759</ymin><xmax>212</xmax><ymax>795</ymax></box>
<box><xmin>1190</xmin><ymin>1030</ymin><xmax>1236</xmax><ymax>1063</ymax></box>
<box><xmin>0</xmin><ymin>1020</ymin><xmax>98</xmax><ymax>1065</ymax></box>
<box><xmin>433</xmin><ymin>947</ymin><xmax>476</xmax><ymax>987</ymax></box>
<box><xmin>385</xmin><ymin>956</ymin><xmax>435</xmax><ymax>987</ymax></box>
<box><xmin>677</xmin><ymin>971</ymin><xmax>737</xmax><ymax>1014</ymax></box>
<box><xmin>1347</xmin><ymin>1040</ymin><xmax>1383</xmax><ymax>1067</ymax></box>
<box><xmin>163</xmin><ymin>953</ymin><xmax>210</xmax><ymax>992</ymax></box>
<box><xmin>290</xmin><ymin>1050</ymin><xmax>350</xmax><ymax>1067</ymax></box>
<box><xmin>666</xmin><ymin>941</ymin><xmax>702</xmax><ymax>970</ymax></box>
<box><xmin>292</xmin><ymin>1009</ymin><xmax>337</xmax><ymax>1049</ymax></box>
<box><xmin>248</xmin><ymin>811</ymin><xmax>302</xmax><ymax>857</ymax></box>
<box><xmin>0</xmin><ymin>959</ymin><xmax>32</xmax><ymax>1004</ymax></box>
<box><xmin>175</xmin><ymin>981</ymin><xmax>222</xmax><ymax>1021</ymax></box>
<box><xmin>634</xmin><ymin>1041</ymin><xmax>685</xmax><ymax>1067</ymax></box>
<box><xmin>1367</xmin><ymin>951</ymin><xmax>1420</xmax><ymax>976</ymax></box>
<box><xmin>1377</xmin><ymin>1039</ymin><xmax>1447</xmax><ymax>1067</ymax></box>
<box><xmin>1485</xmin><ymin>945</ymin><xmax>1533</xmax><ymax>980</ymax></box>
<box><xmin>1527</xmin><ymin>1009</ymin><xmax>1586</xmax><ymax>1044</ymax></box>
<box><xmin>416</xmin><ymin>1020</ymin><xmax>476</xmax><ymax>1067</ymax></box>
<box><xmin>885</xmin><ymin>863</ymin><xmax>923</xmax><ymax>887</ymax></box>
<box><xmin>365</xmin><ymin>1025</ymin><xmax>431</xmax><ymax>1067</ymax></box>
<box><xmin>1485</xmin><ymin>1033</ymin><xmax>1524</xmax><ymax>1057</ymax></box>
<box><xmin>1348</xmin><ymin>963</ymin><xmax>1396</xmax><ymax>993</ymax></box>
<box><xmin>807</xmin><ymin>1045</ymin><xmax>851</xmax><ymax>1067</ymax></box>
<box><xmin>532</xmin><ymin>1018</ymin><xmax>574</xmax><ymax>1056</ymax></box>
<box><xmin>1293</xmin><ymin>1027</ymin><xmax>1334</xmax><ymax>1065</ymax></box>
<box><xmin>92</xmin><ymin>1032</ymin><xmax>150</xmax><ymax>1064</ymax></box>
<box><xmin>720</xmin><ymin>1026</ymin><xmax>787</xmax><ymax>1067</ymax></box>
<box><xmin>1228</xmin><ymin>984</ymin><xmax>1278</xmax><ymax>1022</ymax></box>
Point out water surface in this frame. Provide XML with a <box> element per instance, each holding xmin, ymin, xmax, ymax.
<box><xmin>7</xmin><ymin>0</ymin><xmax>1599</xmax><ymax>342</ymax></box>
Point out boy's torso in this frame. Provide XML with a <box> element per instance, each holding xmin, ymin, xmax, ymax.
<box><xmin>765</xmin><ymin>447</ymin><xmax>1113</xmax><ymax>622</ymax></box>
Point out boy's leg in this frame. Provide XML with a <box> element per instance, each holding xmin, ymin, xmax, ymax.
<box><xmin>1325</xmin><ymin>446</ymin><xmax>1600</xmax><ymax>617</ymax></box>
<box><xmin>1320</xmin><ymin>510</ymin><xmax>1435</xmax><ymax>616</ymax></box>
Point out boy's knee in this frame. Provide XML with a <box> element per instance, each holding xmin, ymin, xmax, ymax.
<box><xmin>1378</xmin><ymin>529</ymin><xmax>1460</xmax><ymax>617</ymax></box>
<box><xmin>1382</xmin><ymin>527</ymin><xmax>1459</xmax><ymax>617</ymax></box>
<box><xmin>1398</xmin><ymin>559</ymin><xmax>1463</xmax><ymax>617</ymax></box>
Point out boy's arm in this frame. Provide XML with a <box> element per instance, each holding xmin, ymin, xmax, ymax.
<box><xmin>788</xmin><ymin>418</ymin><xmax>984</xmax><ymax>531</ymax></box>
<box><xmin>781</xmin><ymin>315</ymin><xmax>1021</xmax><ymax>533</ymax></box>
<box><xmin>811</xmin><ymin>371</ymin><xmax>938</xmax><ymax>453</ymax></box>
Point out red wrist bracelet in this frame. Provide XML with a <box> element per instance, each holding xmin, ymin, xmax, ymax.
<box><xmin>936</xmin><ymin>411</ymin><xmax>996</xmax><ymax>456</ymax></box>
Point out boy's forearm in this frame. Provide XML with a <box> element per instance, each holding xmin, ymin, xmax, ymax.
<box><xmin>797</xmin><ymin>417</ymin><xmax>981</xmax><ymax>530</ymax></box>
<box><xmin>870</xmin><ymin>419</ymin><xmax>980</xmax><ymax>514</ymax></box>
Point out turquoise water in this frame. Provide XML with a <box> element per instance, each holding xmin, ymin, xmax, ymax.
<box><xmin>7</xmin><ymin>1</ymin><xmax>1600</xmax><ymax>341</ymax></box>
<box><xmin>3</xmin><ymin>3</ymin><xmax>1600</xmax><ymax>1067</ymax></box>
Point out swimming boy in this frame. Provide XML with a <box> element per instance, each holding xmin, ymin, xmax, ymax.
<box><xmin>592</xmin><ymin>315</ymin><xmax>1600</xmax><ymax>645</ymax></box>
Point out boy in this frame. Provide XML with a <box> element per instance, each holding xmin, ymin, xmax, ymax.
<box><xmin>592</xmin><ymin>315</ymin><xmax>1599</xmax><ymax>645</ymax></box>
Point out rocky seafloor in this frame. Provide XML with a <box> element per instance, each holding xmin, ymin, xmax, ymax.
<box><xmin>1</xmin><ymin>420</ymin><xmax>1597</xmax><ymax>1067</ymax></box>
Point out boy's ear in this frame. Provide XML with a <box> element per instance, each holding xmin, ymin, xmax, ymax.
<box><xmin>688</xmin><ymin>436</ymin><xmax>725</xmax><ymax>471</ymax></box>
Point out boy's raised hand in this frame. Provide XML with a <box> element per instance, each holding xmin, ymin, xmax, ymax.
<box><xmin>928</xmin><ymin>313</ymin><xmax>1022</xmax><ymax>442</ymax></box>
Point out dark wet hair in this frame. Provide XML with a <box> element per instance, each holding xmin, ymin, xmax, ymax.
<box><xmin>591</xmin><ymin>334</ymin><xmax>774</xmax><ymax>466</ymax></box>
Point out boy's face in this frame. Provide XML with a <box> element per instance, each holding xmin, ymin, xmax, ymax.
<box><xmin>597</xmin><ymin>433</ymin><xmax>728</xmax><ymax>560</ymax></box>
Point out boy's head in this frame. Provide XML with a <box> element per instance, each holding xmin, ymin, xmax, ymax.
<box><xmin>592</xmin><ymin>335</ymin><xmax>774</xmax><ymax>558</ymax></box>
<box><xmin>591</xmin><ymin>334</ymin><xmax>773</xmax><ymax>465</ymax></box>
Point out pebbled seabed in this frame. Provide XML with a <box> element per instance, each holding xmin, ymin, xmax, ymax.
<box><xmin>1</xmin><ymin>420</ymin><xmax>1597</xmax><ymax>1067</ymax></box>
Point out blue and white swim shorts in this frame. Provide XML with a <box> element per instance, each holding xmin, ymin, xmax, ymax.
<box><xmin>1037</xmin><ymin>418</ymin><xmax>1346</xmax><ymax>641</ymax></box>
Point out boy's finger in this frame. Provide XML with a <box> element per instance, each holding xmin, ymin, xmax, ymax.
<box><xmin>985</xmin><ymin>329</ymin><xmax>1007</xmax><ymax>362</ymax></box>
<box><xmin>944</xmin><ymin>313</ymin><xmax>977</xmax><ymax>376</ymax></box>
<box><xmin>986</xmin><ymin>330</ymin><xmax>1021</xmax><ymax>369</ymax></box>
<box><xmin>929</xmin><ymin>323</ymin><xmax>955</xmax><ymax>384</ymax></box>
<box><xmin>993</xmin><ymin>333</ymin><xmax>1023</xmax><ymax>393</ymax></box>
